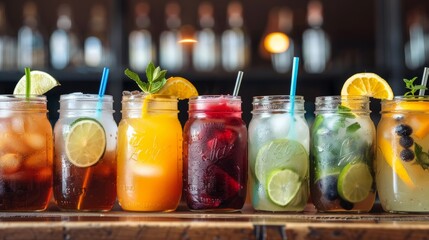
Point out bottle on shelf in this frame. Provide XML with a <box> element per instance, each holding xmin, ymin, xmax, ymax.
<box><xmin>302</xmin><ymin>0</ymin><xmax>331</xmax><ymax>73</ymax></box>
<box><xmin>84</xmin><ymin>4</ymin><xmax>111</xmax><ymax>68</ymax></box>
<box><xmin>17</xmin><ymin>1</ymin><xmax>46</xmax><ymax>69</ymax></box>
<box><xmin>260</xmin><ymin>7</ymin><xmax>295</xmax><ymax>73</ymax></box>
<box><xmin>159</xmin><ymin>1</ymin><xmax>186</xmax><ymax>72</ymax></box>
<box><xmin>50</xmin><ymin>4</ymin><xmax>82</xmax><ymax>70</ymax></box>
<box><xmin>0</xmin><ymin>3</ymin><xmax>16</xmax><ymax>70</ymax></box>
<box><xmin>129</xmin><ymin>2</ymin><xmax>155</xmax><ymax>72</ymax></box>
<box><xmin>404</xmin><ymin>9</ymin><xmax>427</xmax><ymax>70</ymax></box>
<box><xmin>192</xmin><ymin>1</ymin><xmax>218</xmax><ymax>72</ymax></box>
<box><xmin>221</xmin><ymin>1</ymin><xmax>250</xmax><ymax>72</ymax></box>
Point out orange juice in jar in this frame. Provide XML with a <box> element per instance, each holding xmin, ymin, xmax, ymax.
<box><xmin>0</xmin><ymin>95</ymin><xmax>53</xmax><ymax>211</ymax></box>
<box><xmin>117</xmin><ymin>93</ymin><xmax>182</xmax><ymax>211</ymax></box>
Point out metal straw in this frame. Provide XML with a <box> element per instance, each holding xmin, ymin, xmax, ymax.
<box><xmin>419</xmin><ymin>67</ymin><xmax>429</xmax><ymax>96</ymax></box>
<box><xmin>233</xmin><ymin>71</ymin><xmax>244</xmax><ymax>96</ymax></box>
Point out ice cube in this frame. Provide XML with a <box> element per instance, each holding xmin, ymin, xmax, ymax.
<box><xmin>269</xmin><ymin>114</ymin><xmax>291</xmax><ymax>138</ymax></box>
<box><xmin>36</xmin><ymin>167</ymin><xmax>52</xmax><ymax>181</ymax></box>
<box><xmin>2</xmin><ymin>133</ymin><xmax>32</xmax><ymax>155</ymax></box>
<box><xmin>23</xmin><ymin>150</ymin><xmax>48</xmax><ymax>170</ymax></box>
<box><xmin>25</xmin><ymin>133</ymin><xmax>46</xmax><ymax>150</ymax></box>
<box><xmin>0</xmin><ymin>153</ymin><xmax>23</xmax><ymax>174</ymax></box>
<box><xmin>11</xmin><ymin>117</ymin><xmax>25</xmax><ymax>134</ymax></box>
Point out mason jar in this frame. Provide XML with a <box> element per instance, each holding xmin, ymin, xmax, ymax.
<box><xmin>183</xmin><ymin>95</ymin><xmax>247</xmax><ymax>212</ymax></box>
<box><xmin>249</xmin><ymin>95</ymin><xmax>309</xmax><ymax>212</ymax></box>
<box><xmin>53</xmin><ymin>93</ymin><xmax>117</xmax><ymax>211</ymax></box>
<box><xmin>0</xmin><ymin>95</ymin><xmax>53</xmax><ymax>211</ymax></box>
<box><xmin>377</xmin><ymin>96</ymin><xmax>429</xmax><ymax>213</ymax></box>
<box><xmin>117</xmin><ymin>93</ymin><xmax>182</xmax><ymax>212</ymax></box>
<box><xmin>311</xmin><ymin>96</ymin><xmax>376</xmax><ymax>212</ymax></box>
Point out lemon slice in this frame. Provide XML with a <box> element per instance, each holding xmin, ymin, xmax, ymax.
<box><xmin>13</xmin><ymin>70</ymin><xmax>60</xmax><ymax>95</ymax></box>
<box><xmin>337</xmin><ymin>162</ymin><xmax>373</xmax><ymax>203</ymax></box>
<box><xmin>266</xmin><ymin>169</ymin><xmax>301</xmax><ymax>206</ymax></box>
<box><xmin>341</xmin><ymin>73</ymin><xmax>394</xmax><ymax>100</ymax></box>
<box><xmin>157</xmin><ymin>76</ymin><xmax>198</xmax><ymax>100</ymax></box>
<box><xmin>65</xmin><ymin>118</ymin><xmax>106</xmax><ymax>168</ymax></box>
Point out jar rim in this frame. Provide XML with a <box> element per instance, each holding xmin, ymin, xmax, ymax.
<box><xmin>315</xmin><ymin>95</ymin><xmax>370</xmax><ymax>101</ymax></box>
<box><xmin>189</xmin><ymin>95</ymin><xmax>241</xmax><ymax>101</ymax></box>
<box><xmin>60</xmin><ymin>92</ymin><xmax>113</xmax><ymax>102</ymax></box>
<box><xmin>0</xmin><ymin>94</ymin><xmax>47</xmax><ymax>102</ymax></box>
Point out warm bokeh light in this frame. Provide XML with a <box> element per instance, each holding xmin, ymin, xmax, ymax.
<box><xmin>264</xmin><ymin>32</ymin><xmax>290</xmax><ymax>54</ymax></box>
<box><xmin>178</xmin><ymin>39</ymin><xmax>198</xmax><ymax>44</ymax></box>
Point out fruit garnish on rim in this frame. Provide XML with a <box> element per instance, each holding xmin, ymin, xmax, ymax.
<box><xmin>14</xmin><ymin>69</ymin><xmax>60</xmax><ymax>95</ymax></box>
<box><xmin>341</xmin><ymin>72</ymin><xmax>394</xmax><ymax>100</ymax></box>
<box><xmin>124</xmin><ymin>62</ymin><xmax>198</xmax><ymax>99</ymax></box>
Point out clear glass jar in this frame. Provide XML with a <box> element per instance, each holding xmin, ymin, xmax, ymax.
<box><xmin>117</xmin><ymin>93</ymin><xmax>182</xmax><ymax>212</ymax></box>
<box><xmin>311</xmin><ymin>96</ymin><xmax>376</xmax><ymax>212</ymax></box>
<box><xmin>249</xmin><ymin>95</ymin><xmax>309</xmax><ymax>212</ymax></box>
<box><xmin>53</xmin><ymin>93</ymin><xmax>117</xmax><ymax>211</ymax></box>
<box><xmin>377</xmin><ymin>96</ymin><xmax>429</xmax><ymax>213</ymax></box>
<box><xmin>183</xmin><ymin>95</ymin><xmax>247</xmax><ymax>211</ymax></box>
<box><xmin>0</xmin><ymin>95</ymin><xmax>53</xmax><ymax>211</ymax></box>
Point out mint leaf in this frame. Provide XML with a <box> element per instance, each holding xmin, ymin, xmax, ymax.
<box><xmin>415</xmin><ymin>143</ymin><xmax>429</xmax><ymax>170</ymax></box>
<box><xmin>146</xmin><ymin>62</ymin><xmax>155</xmax><ymax>82</ymax></box>
<box><xmin>125</xmin><ymin>62</ymin><xmax>168</xmax><ymax>94</ymax></box>
<box><xmin>404</xmin><ymin>77</ymin><xmax>427</xmax><ymax>96</ymax></box>
<box><xmin>346</xmin><ymin>122</ymin><xmax>361</xmax><ymax>134</ymax></box>
<box><xmin>125</xmin><ymin>68</ymin><xmax>142</xmax><ymax>83</ymax></box>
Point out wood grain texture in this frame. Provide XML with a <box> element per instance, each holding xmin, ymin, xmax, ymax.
<box><xmin>1</xmin><ymin>207</ymin><xmax>429</xmax><ymax>240</ymax></box>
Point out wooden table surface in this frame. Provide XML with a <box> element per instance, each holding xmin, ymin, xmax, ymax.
<box><xmin>1</xmin><ymin>204</ymin><xmax>429</xmax><ymax>240</ymax></box>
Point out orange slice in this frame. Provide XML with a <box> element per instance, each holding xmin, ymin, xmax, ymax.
<box><xmin>341</xmin><ymin>73</ymin><xmax>394</xmax><ymax>100</ymax></box>
<box><xmin>378</xmin><ymin>138</ymin><xmax>415</xmax><ymax>188</ymax></box>
<box><xmin>157</xmin><ymin>76</ymin><xmax>198</xmax><ymax>100</ymax></box>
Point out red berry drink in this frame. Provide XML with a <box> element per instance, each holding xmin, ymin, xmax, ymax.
<box><xmin>183</xmin><ymin>95</ymin><xmax>248</xmax><ymax>211</ymax></box>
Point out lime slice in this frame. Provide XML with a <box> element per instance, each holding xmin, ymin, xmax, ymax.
<box><xmin>65</xmin><ymin>118</ymin><xmax>106</xmax><ymax>168</ymax></box>
<box><xmin>337</xmin><ymin>162</ymin><xmax>373</xmax><ymax>203</ymax></box>
<box><xmin>255</xmin><ymin>139</ymin><xmax>308</xmax><ymax>186</ymax></box>
<box><xmin>266</xmin><ymin>169</ymin><xmax>301</xmax><ymax>206</ymax></box>
<box><xmin>13</xmin><ymin>70</ymin><xmax>60</xmax><ymax>95</ymax></box>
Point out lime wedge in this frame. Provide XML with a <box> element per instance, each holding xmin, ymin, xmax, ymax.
<box><xmin>65</xmin><ymin>118</ymin><xmax>106</xmax><ymax>168</ymax></box>
<box><xmin>13</xmin><ymin>70</ymin><xmax>60</xmax><ymax>95</ymax></box>
<box><xmin>266</xmin><ymin>169</ymin><xmax>301</xmax><ymax>206</ymax></box>
<box><xmin>337</xmin><ymin>162</ymin><xmax>372</xmax><ymax>203</ymax></box>
<box><xmin>255</xmin><ymin>139</ymin><xmax>308</xmax><ymax>186</ymax></box>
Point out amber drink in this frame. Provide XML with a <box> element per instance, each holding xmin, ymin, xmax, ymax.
<box><xmin>0</xmin><ymin>95</ymin><xmax>53</xmax><ymax>211</ymax></box>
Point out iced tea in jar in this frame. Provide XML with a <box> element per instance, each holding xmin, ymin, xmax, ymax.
<box><xmin>53</xmin><ymin>93</ymin><xmax>117</xmax><ymax>211</ymax></box>
<box><xmin>183</xmin><ymin>95</ymin><xmax>248</xmax><ymax>211</ymax></box>
<box><xmin>0</xmin><ymin>95</ymin><xmax>53</xmax><ymax>211</ymax></box>
<box><xmin>117</xmin><ymin>92</ymin><xmax>182</xmax><ymax>212</ymax></box>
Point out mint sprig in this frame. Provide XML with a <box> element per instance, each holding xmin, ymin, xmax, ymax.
<box><xmin>403</xmin><ymin>77</ymin><xmax>427</xmax><ymax>96</ymax></box>
<box><xmin>124</xmin><ymin>62</ymin><xmax>167</xmax><ymax>94</ymax></box>
<box><xmin>414</xmin><ymin>143</ymin><xmax>429</xmax><ymax>170</ymax></box>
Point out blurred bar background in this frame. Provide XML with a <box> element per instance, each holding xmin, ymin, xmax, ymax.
<box><xmin>0</xmin><ymin>0</ymin><xmax>428</xmax><ymax>124</ymax></box>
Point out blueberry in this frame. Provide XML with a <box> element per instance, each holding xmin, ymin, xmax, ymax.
<box><xmin>340</xmin><ymin>199</ymin><xmax>354</xmax><ymax>210</ymax></box>
<box><xmin>318</xmin><ymin>175</ymin><xmax>339</xmax><ymax>201</ymax></box>
<box><xmin>395</xmin><ymin>124</ymin><xmax>413</xmax><ymax>136</ymax></box>
<box><xmin>399</xmin><ymin>136</ymin><xmax>414</xmax><ymax>148</ymax></box>
<box><xmin>400</xmin><ymin>149</ymin><xmax>415</xmax><ymax>162</ymax></box>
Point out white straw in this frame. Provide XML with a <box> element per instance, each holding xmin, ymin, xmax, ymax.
<box><xmin>233</xmin><ymin>71</ymin><xmax>244</xmax><ymax>96</ymax></box>
<box><xmin>419</xmin><ymin>67</ymin><xmax>429</xmax><ymax>96</ymax></box>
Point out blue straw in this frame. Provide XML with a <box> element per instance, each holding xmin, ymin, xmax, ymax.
<box><xmin>289</xmin><ymin>57</ymin><xmax>300</xmax><ymax>115</ymax></box>
<box><xmin>96</xmin><ymin>67</ymin><xmax>109</xmax><ymax>117</ymax></box>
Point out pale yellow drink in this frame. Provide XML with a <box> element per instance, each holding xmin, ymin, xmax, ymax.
<box><xmin>377</xmin><ymin>96</ymin><xmax>429</xmax><ymax>212</ymax></box>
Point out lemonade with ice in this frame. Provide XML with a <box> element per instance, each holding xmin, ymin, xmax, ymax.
<box><xmin>377</xmin><ymin>94</ymin><xmax>429</xmax><ymax>212</ymax></box>
<box><xmin>248</xmin><ymin>96</ymin><xmax>309</xmax><ymax>211</ymax></box>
